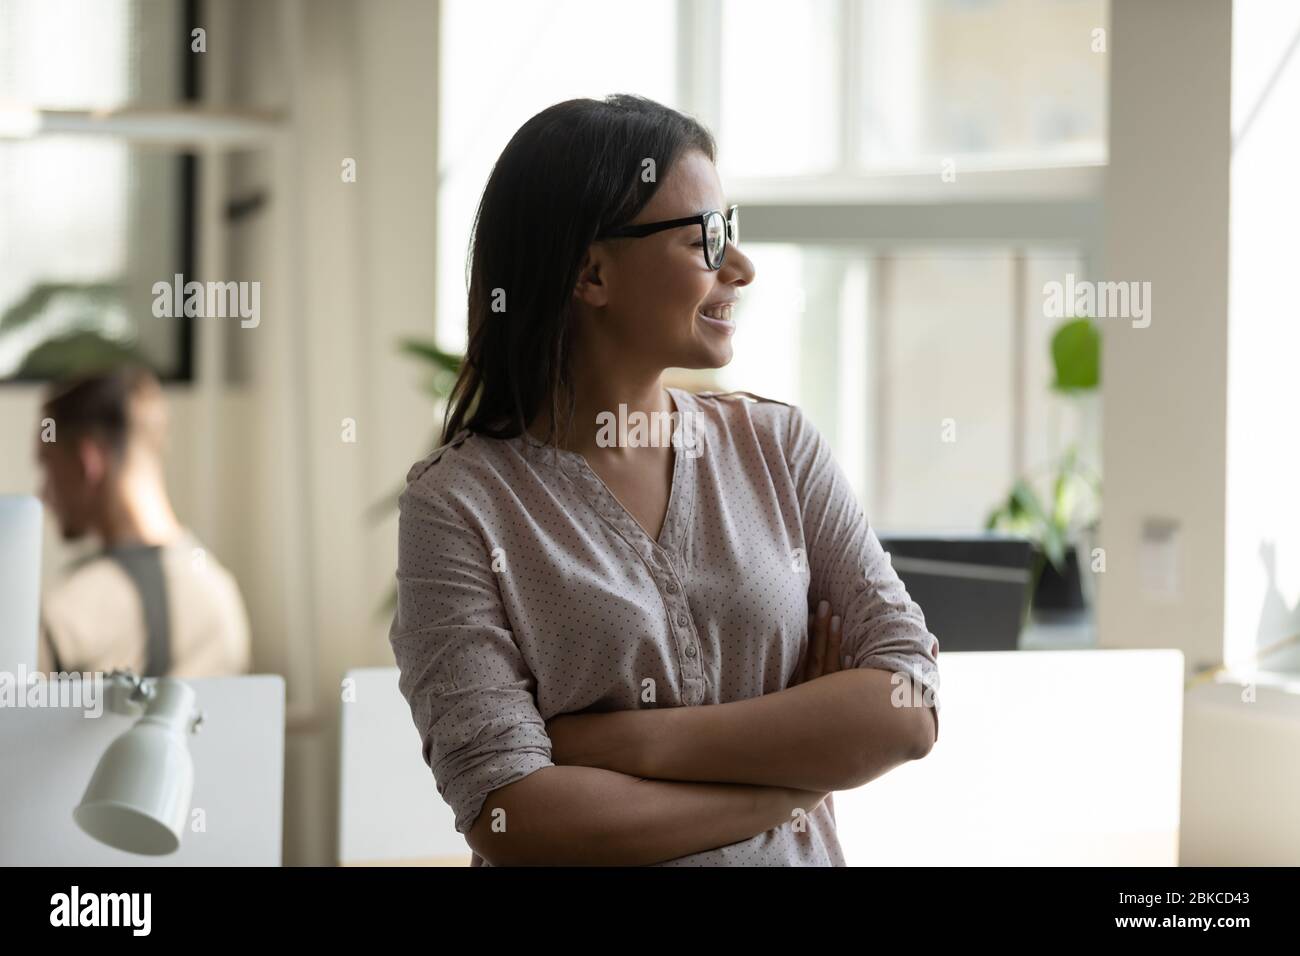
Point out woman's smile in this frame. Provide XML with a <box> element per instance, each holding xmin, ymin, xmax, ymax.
<box><xmin>696</xmin><ymin>300</ymin><xmax>736</xmax><ymax>335</ymax></box>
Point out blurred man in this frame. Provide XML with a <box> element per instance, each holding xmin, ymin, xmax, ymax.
<box><xmin>34</xmin><ymin>365</ymin><xmax>250</xmax><ymax>677</ymax></box>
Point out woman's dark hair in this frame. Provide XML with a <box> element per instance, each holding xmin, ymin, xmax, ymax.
<box><xmin>440</xmin><ymin>93</ymin><xmax>716</xmax><ymax>446</ymax></box>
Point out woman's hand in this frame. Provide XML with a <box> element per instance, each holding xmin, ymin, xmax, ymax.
<box><xmin>791</xmin><ymin>599</ymin><xmax>845</xmax><ymax>687</ymax></box>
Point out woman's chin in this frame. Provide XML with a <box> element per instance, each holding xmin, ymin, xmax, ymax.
<box><xmin>685</xmin><ymin>331</ymin><xmax>734</xmax><ymax>367</ymax></box>
<box><xmin>687</xmin><ymin>342</ymin><xmax>733</xmax><ymax>369</ymax></box>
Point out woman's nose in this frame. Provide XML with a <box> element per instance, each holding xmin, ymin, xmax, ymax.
<box><xmin>722</xmin><ymin>244</ymin><xmax>756</xmax><ymax>286</ymax></box>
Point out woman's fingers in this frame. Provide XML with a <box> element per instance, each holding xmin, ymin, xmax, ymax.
<box><xmin>827</xmin><ymin>614</ymin><xmax>843</xmax><ymax>674</ymax></box>
<box><xmin>808</xmin><ymin>600</ymin><xmax>830</xmax><ymax>678</ymax></box>
<box><xmin>794</xmin><ymin>601</ymin><xmax>844</xmax><ymax>686</ymax></box>
<box><xmin>793</xmin><ymin>616</ymin><xmax>812</xmax><ymax>686</ymax></box>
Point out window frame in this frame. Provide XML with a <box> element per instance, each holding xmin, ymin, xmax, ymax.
<box><xmin>678</xmin><ymin>0</ymin><xmax>1106</xmax><ymax>516</ymax></box>
<box><xmin>0</xmin><ymin>0</ymin><xmax>206</xmax><ymax>385</ymax></box>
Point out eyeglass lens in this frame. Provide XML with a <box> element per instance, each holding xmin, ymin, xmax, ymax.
<box><xmin>705</xmin><ymin>213</ymin><xmax>726</xmax><ymax>268</ymax></box>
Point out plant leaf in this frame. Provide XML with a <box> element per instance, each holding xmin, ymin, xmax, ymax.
<box><xmin>399</xmin><ymin>338</ymin><xmax>462</xmax><ymax>375</ymax></box>
<box><xmin>1051</xmin><ymin>317</ymin><xmax>1100</xmax><ymax>391</ymax></box>
<box><xmin>16</xmin><ymin>331</ymin><xmax>147</xmax><ymax>378</ymax></box>
<box><xmin>0</xmin><ymin>281</ymin><xmax>126</xmax><ymax>334</ymax></box>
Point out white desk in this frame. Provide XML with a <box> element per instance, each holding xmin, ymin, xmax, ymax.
<box><xmin>340</xmin><ymin>650</ymin><xmax>1183</xmax><ymax>866</ymax></box>
<box><xmin>835</xmin><ymin>648</ymin><xmax>1183</xmax><ymax>865</ymax></box>
<box><xmin>1181</xmin><ymin>676</ymin><xmax>1300</xmax><ymax>865</ymax></box>
<box><xmin>338</xmin><ymin>667</ymin><xmax>469</xmax><ymax>865</ymax></box>
<box><xmin>0</xmin><ymin>674</ymin><xmax>285</xmax><ymax>865</ymax></box>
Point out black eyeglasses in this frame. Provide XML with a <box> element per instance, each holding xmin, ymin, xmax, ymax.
<box><xmin>596</xmin><ymin>204</ymin><xmax>739</xmax><ymax>270</ymax></box>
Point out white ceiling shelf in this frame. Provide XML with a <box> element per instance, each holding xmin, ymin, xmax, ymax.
<box><xmin>728</xmin><ymin>161</ymin><xmax>1106</xmax><ymax>207</ymax></box>
<box><xmin>0</xmin><ymin>105</ymin><xmax>286</xmax><ymax>146</ymax></box>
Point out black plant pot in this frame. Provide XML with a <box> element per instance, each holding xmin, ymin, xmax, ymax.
<box><xmin>1032</xmin><ymin>544</ymin><xmax>1086</xmax><ymax>611</ymax></box>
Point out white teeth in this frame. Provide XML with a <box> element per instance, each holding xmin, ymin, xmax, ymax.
<box><xmin>700</xmin><ymin>304</ymin><xmax>733</xmax><ymax>322</ymax></box>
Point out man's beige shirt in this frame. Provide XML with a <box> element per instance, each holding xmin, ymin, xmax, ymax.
<box><xmin>39</xmin><ymin>530</ymin><xmax>250</xmax><ymax>678</ymax></box>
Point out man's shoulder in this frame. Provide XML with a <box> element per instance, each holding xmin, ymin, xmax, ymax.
<box><xmin>159</xmin><ymin>536</ymin><xmax>251</xmax><ymax>652</ymax></box>
<box><xmin>46</xmin><ymin>554</ymin><xmax>131</xmax><ymax>605</ymax></box>
<box><xmin>42</xmin><ymin>555</ymin><xmax>138</xmax><ymax>647</ymax></box>
<box><xmin>161</xmin><ymin>534</ymin><xmax>240</xmax><ymax>583</ymax></box>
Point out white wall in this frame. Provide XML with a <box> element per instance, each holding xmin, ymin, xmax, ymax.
<box><xmin>1102</xmin><ymin>0</ymin><xmax>1300</xmax><ymax>865</ymax></box>
<box><xmin>243</xmin><ymin>0</ymin><xmax>442</xmax><ymax>865</ymax></box>
<box><xmin>1099</xmin><ymin>0</ymin><xmax>1231</xmax><ymax>674</ymax></box>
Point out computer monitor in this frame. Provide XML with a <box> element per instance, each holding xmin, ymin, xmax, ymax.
<box><xmin>876</xmin><ymin>532</ymin><xmax>1032</xmax><ymax>652</ymax></box>
<box><xmin>0</xmin><ymin>495</ymin><xmax>42</xmax><ymax>673</ymax></box>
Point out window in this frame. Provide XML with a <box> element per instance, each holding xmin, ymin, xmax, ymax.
<box><xmin>436</xmin><ymin>0</ymin><xmax>1107</xmax><ymax>531</ymax></box>
<box><xmin>0</xmin><ymin>0</ymin><xmax>197</xmax><ymax>382</ymax></box>
<box><xmin>718</xmin><ymin>0</ymin><xmax>840</xmax><ymax>177</ymax></box>
<box><xmin>711</xmin><ymin>0</ymin><xmax>1107</xmax><ymax>181</ymax></box>
<box><xmin>711</xmin><ymin>246</ymin><xmax>1093</xmax><ymax>529</ymax></box>
<box><xmin>856</xmin><ymin>0</ymin><xmax>1107</xmax><ymax>170</ymax></box>
<box><xmin>436</xmin><ymin>0</ymin><xmax>678</xmax><ymax>357</ymax></box>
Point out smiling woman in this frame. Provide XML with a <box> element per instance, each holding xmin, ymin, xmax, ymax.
<box><xmin>388</xmin><ymin>94</ymin><xmax>940</xmax><ymax>867</ymax></box>
<box><xmin>438</xmin><ymin>99</ymin><xmax>754</xmax><ymax>445</ymax></box>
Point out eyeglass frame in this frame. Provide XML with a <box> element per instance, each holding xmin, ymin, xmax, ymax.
<box><xmin>595</xmin><ymin>204</ymin><xmax>739</xmax><ymax>270</ymax></box>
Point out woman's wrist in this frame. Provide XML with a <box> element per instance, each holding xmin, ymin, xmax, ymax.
<box><xmin>548</xmin><ymin>708</ymin><xmax>662</xmax><ymax>777</ymax></box>
<box><xmin>607</xmin><ymin>707</ymin><xmax>666</xmax><ymax>778</ymax></box>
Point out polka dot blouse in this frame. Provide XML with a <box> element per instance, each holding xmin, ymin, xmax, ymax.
<box><xmin>389</xmin><ymin>388</ymin><xmax>941</xmax><ymax>866</ymax></box>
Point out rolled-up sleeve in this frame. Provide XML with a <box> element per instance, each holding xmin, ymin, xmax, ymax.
<box><xmin>783</xmin><ymin>404</ymin><xmax>941</xmax><ymax>742</ymax></box>
<box><xmin>389</xmin><ymin>469</ymin><xmax>554</xmax><ymax>835</ymax></box>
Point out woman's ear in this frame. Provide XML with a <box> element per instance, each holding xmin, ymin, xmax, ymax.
<box><xmin>572</xmin><ymin>248</ymin><xmax>610</xmax><ymax>308</ymax></box>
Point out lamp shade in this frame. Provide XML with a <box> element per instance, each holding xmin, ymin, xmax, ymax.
<box><xmin>74</xmin><ymin>678</ymin><xmax>197</xmax><ymax>855</ymax></box>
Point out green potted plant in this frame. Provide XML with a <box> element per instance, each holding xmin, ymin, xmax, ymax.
<box><xmin>985</xmin><ymin>316</ymin><xmax>1101</xmax><ymax>613</ymax></box>
<box><xmin>0</xmin><ymin>280</ymin><xmax>149</xmax><ymax>378</ymax></box>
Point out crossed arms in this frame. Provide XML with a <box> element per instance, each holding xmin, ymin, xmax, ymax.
<box><xmin>466</xmin><ymin>605</ymin><xmax>939</xmax><ymax>866</ymax></box>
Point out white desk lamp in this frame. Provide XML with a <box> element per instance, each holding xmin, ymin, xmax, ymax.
<box><xmin>74</xmin><ymin>671</ymin><xmax>205</xmax><ymax>855</ymax></box>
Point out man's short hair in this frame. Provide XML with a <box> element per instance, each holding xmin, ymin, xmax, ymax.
<box><xmin>42</xmin><ymin>365</ymin><xmax>168</xmax><ymax>460</ymax></box>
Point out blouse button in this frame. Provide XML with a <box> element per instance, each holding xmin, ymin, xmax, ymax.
<box><xmin>676</xmin><ymin>612</ymin><xmax>688</xmax><ymax>626</ymax></box>
<box><xmin>666</xmin><ymin>580</ymin><xmax>679</xmax><ymax>594</ymax></box>
<box><xmin>685</xmin><ymin>644</ymin><xmax>697</xmax><ymax>658</ymax></box>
